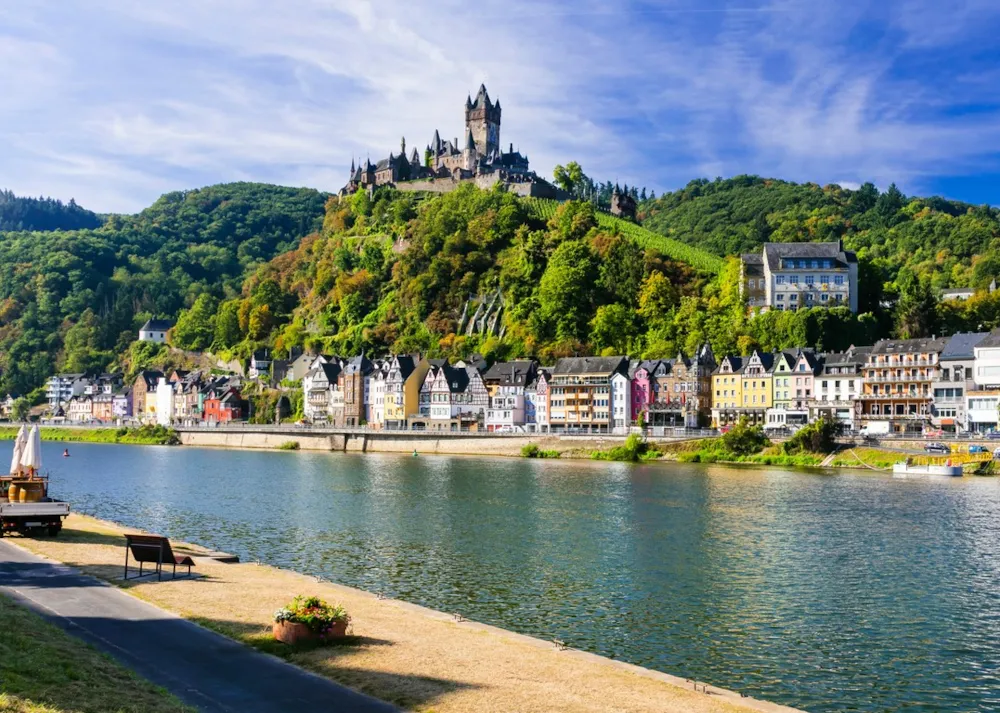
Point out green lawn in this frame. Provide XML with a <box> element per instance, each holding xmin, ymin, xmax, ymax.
<box><xmin>0</xmin><ymin>594</ymin><xmax>193</xmax><ymax>713</ymax></box>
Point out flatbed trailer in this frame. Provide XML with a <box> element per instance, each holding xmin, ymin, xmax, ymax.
<box><xmin>0</xmin><ymin>499</ymin><xmax>70</xmax><ymax>536</ymax></box>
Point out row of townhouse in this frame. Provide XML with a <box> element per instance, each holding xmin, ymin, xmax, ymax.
<box><xmin>57</xmin><ymin>369</ymin><xmax>244</xmax><ymax>425</ymax></box>
<box><xmin>301</xmin><ymin>344</ymin><xmax>718</xmax><ymax>433</ymax></box>
<box><xmin>711</xmin><ymin>329</ymin><xmax>1000</xmax><ymax>434</ymax></box>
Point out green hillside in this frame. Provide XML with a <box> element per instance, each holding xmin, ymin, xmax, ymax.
<box><xmin>0</xmin><ymin>182</ymin><xmax>327</xmax><ymax>395</ymax></box>
<box><xmin>524</xmin><ymin>198</ymin><xmax>723</xmax><ymax>273</ymax></box>
<box><xmin>638</xmin><ymin>175</ymin><xmax>1000</xmax><ymax>293</ymax></box>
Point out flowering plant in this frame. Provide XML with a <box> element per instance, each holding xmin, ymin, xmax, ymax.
<box><xmin>274</xmin><ymin>595</ymin><xmax>350</xmax><ymax>634</ymax></box>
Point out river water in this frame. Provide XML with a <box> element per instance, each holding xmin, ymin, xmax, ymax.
<box><xmin>38</xmin><ymin>442</ymin><xmax>1000</xmax><ymax>712</ymax></box>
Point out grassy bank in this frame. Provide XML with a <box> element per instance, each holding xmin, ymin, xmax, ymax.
<box><xmin>0</xmin><ymin>425</ymin><xmax>179</xmax><ymax>446</ymax></box>
<box><xmin>9</xmin><ymin>514</ymin><xmax>775</xmax><ymax>713</ymax></box>
<box><xmin>0</xmin><ymin>593</ymin><xmax>192</xmax><ymax>713</ymax></box>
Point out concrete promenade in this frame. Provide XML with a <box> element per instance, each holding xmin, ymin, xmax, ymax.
<box><xmin>0</xmin><ymin>540</ymin><xmax>397</xmax><ymax>713</ymax></box>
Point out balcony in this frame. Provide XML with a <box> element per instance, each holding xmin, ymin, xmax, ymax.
<box><xmin>865</xmin><ymin>373</ymin><xmax>936</xmax><ymax>383</ymax></box>
<box><xmin>860</xmin><ymin>392</ymin><xmax>930</xmax><ymax>400</ymax></box>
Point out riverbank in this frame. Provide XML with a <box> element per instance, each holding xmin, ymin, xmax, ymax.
<box><xmin>0</xmin><ymin>425</ymin><xmax>179</xmax><ymax>446</ymax></box>
<box><xmin>8</xmin><ymin>514</ymin><xmax>802</xmax><ymax>713</ymax></box>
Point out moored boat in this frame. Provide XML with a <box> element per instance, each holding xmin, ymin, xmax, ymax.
<box><xmin>892</xmin><ymin>459</ymin><xmax>964</xmax><ymax>477</ymax></box>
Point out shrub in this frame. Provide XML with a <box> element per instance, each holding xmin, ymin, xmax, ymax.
<box><xmin>782</xmin><ymin>417</ymin><xmax>838</xmax><ymax>455</ymax></box>
<box><xmin>720</xmin><ymin>417</ymin><xmax>769</xmax><ymax>456</ymax></box>
<box><xmin>592</xmin><ymin>433</ymin><xmax>650</xmax><ymax>462</ymax></box>
<box><xmin>522</xmin><ymin>443</ymin><xmax>560</xmax><ymax>459</ymax></box>
<box><xmin>274</xmin><ymin>595</ymin><xmax>349</xmax><ymax>635</ymax></box>
<box><xmin>278</xmin><ymin>441</ymin><xmax>300</xmax><ymax>451</ymax></box>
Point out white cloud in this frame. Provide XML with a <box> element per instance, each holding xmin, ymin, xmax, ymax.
<box><xmin>1</xmin><ymin>0</ymin><xmax>999</xmax><ymax>211</ymax></box>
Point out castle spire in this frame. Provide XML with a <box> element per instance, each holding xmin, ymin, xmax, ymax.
<box><xmin>465</xmin><ymin>127</ymin><xmax>476</xmax><ymax>152</ymax></box>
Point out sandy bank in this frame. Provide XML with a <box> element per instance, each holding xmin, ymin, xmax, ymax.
<box><xmin>9</xmin><ymin>514</ymin><xmax>804</xmax><ymax>713</ymax></box>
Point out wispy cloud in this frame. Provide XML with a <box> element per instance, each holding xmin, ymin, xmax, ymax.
<box><xmin>1</xmin><ymin>0</ymin><xmax>1000</xmax><ymax>211</ymax></box>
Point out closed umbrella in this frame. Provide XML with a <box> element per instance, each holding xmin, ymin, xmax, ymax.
<box><xmin>8</xmin><ymin>424</ymin><xmax>26</xmax><ymax>476</ymax></box>
<box><xmin>19</xmin><ymin>425</ymin><xmax>42</xmax><ymax>475</ymax></box>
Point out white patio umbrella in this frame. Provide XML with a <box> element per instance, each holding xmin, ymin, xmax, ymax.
<box><xmin>19</xmin><ymin>424</ymin><xmax>42</xmax><ymax>474</ymax></box>
<box><xmin>8</xmin><ymin>424</ymin><xmax>26</xmax><ymax>476</ymax></box>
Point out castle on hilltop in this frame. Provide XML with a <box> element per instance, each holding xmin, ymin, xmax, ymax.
<box><xmin>340</xmin><ymin>85</ymin><xmax>565</xmax><ymax>199</ymax></box>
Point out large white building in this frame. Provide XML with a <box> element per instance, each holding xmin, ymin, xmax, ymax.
<box><xmin>741</xmin><ymin>241</ymin><xmax>859</xmax><ymax>313</ymax></box>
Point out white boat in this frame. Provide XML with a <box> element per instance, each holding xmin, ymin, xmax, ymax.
<box><xmin>892</xmin><ymin>461</ymin><xmax>964</xmax><ymax>477</ymax></box>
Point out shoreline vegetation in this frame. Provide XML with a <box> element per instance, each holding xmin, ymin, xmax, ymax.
<box><xmin>8</xmin><ymin>514</ymin><xmax>790</xmax><ymax>713</ymax></box>
<box><xmin>0</xmin><ymin>424</ymin><xmax>180</xmax><ymax>446</ymax></box>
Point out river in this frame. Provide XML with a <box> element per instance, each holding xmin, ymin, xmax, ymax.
<box><xmin>38</xmin><ymin>442</ymin><xmax>1000</xmax><ymax>712</ymax></box>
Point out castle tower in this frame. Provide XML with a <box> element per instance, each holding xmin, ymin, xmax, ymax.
<box><xmin>463</xmin><ymin>128</ymin><xmax>478</xmax><ymax>171</ymax></box>
<box><xmin>465</xmin><ymin>84</ymin><xmax>501</xmax><ymax>158</ymax></box>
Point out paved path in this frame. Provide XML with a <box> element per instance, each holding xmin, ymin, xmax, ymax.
<box><xmin>0</xmin><ymin>540</ymin><xmax>397</xmax><ymax>713</ymax></box>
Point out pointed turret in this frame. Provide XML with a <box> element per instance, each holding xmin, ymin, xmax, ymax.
<box><xmin>465</xmin><ymin>128</ymin><xmax>476</xmax><ymax>151</ymax></box>
<box><xmin>431</xmin><ymin>129</ymin><xmax>441</xmax><ymax>154</ymax></box>
<box><xmin>350</xmin><ymin>157</ymin><xmax>355</xmax><ymax>173</ymax></box>
<box><xmin>410</xmin><ymin>147</ymin><xmax>420</xmax><ymax>165</ymax></box>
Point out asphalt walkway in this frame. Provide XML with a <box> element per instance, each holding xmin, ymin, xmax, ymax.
<box><xmin>0</xmin><ymin>540</ymin><xmax>397</xmax><ymax>713</ymax></box>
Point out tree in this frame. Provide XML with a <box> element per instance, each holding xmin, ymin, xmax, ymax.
<box><xmin>553</xmin><ymin>162</ymin><xmax>585</xmax><ymax>194</ymax></box>
<box><xmin>895</xmin><ymin>275</ymin><xmax>938</xmax><ymax>338</ymax></box>
<box><xmin>213</xmin><ymin>300</ymin><xmax>243</xmax><ymax>349</ymax></box>
<box><xmin>638</xmin><ymin>272</ymin><xmax>679</xmax><ymax>325</ymax></box>
<box><xmin>537</xmin><ymin>240</ymin><xmax>598</xmax><ymax>340</ymax></box>
<box><xmin>721</xmin><ymin>417</ymin><xmax>769</xmax><ymax>456</ymax></box>
<box><xmin>599</xmin><ymin>237</ymin><xmax>645</xmax><ymax>308</ymax></box>
<box><xmin>783</xmin><ymin>417</ymin><xmax>838</xmax><ymax>454</ymax></box>
<box><xmin>11</xmin><ymin>397</ymin><xmax>29</xmax><ymax>422</ymax></box>
<box><xmin>590</xmin><ymin>304</ymin><xmax>638</xmax><ymax>354</ymax></box>
<box><xmin>171</xmin><ymin>293</ymin><xmax>218</xmax><ymax>351</ymax></box>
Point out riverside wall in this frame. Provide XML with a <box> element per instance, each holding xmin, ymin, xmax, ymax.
<box><xmin>177</xmin><ymin>429</ymin><xmax>631</xmax><ymax>456</ymax></box>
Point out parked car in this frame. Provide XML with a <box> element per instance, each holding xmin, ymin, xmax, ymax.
<box><xmin>988</xmin><ymin>431</ymin><xmax>1000</xmax><ymax>439</ymax></box>
<box><xmin>924</xmin><ymin>443</ymin><xmax>951</xmax><ymax>454</ymax></box>
<box><xmin>969</xmin><ymin>445</ymin><xmax>987</xmax><ymax>454</ymax></box>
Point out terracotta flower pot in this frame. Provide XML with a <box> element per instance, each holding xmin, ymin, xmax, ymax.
<box><xmin>272</xmin><ymin>619</ymin><xmax>348</xmax><ymax>645</ymax></box>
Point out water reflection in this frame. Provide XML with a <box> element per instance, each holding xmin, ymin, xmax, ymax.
<box><xmin>41</xmin><ymin>442</ymin><xmax>1000</xmax><ymax>712</ymax></box>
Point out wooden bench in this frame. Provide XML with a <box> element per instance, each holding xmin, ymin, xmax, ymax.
<box><xmin>123</xmin><ymin>533</ymin><xmax>195</xmax><ymax>581</ymax></box>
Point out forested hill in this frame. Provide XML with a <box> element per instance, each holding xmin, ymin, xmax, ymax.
<box><xmin>0</xmin><ymin>182</ymin><xmax>327</xmax><ymax>395</ymax></box>
<box><xmin>0</xmin><ymin>189</ymin><xmax>103</xmax><ymax>231</ymax></box>
<box><xmin>638</xmin><ymin>175</ymin><xmax>1000</xmax><ymax>293</ymax></box>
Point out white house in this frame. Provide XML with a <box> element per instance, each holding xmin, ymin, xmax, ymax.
<box><xmin>966</xmin><ymin>391</ymin><xmax>1000</xmax><ymax>434</ymax></box>
<box><xmin>367</xmin><ymin>364</ymin><xmax>387</xmax><ymax>428</ymax></box>
<box><xmin>139</xmin><ymin>318</ymin><xmax>174</xmax><ymax>344</ymax></box>
<box><xmin>303</xmin><ymin>362</ymin><xmax>341</xmax><ymax>422</ymax></box>
<box><xmin>484</xmin><ymin>361</ymin><xmax>536</xmax><ymax>432</ymax></box>
<box><xmin>611</xmin><ymin>371</ymin><xmax>631</xmax><ymax>434</ymax></box>
<box><xmin>46</xmin><ymin>373</ymin><xmax>89</xmax><ymax>408</ymax></box>
<box><xmin>974</xmin><ymin>329</ymin><xmax>1000</xmax><ymax>389</ymax></box>
<box><xmin>155</xmin><ymin>377</ymin><xmax>175</xmax><ymax>426</ymax></box>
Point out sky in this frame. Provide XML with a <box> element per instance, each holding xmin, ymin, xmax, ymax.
<box><xmin>3</xmin><ymin>0</ymin><xmax>1000</xmax><ymax>213</ymax></box>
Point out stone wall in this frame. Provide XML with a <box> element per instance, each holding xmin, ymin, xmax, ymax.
<box><xmin>178</xmin><ymin>430</ymin><xmax>630</xmax><ymax>457</ymax></box>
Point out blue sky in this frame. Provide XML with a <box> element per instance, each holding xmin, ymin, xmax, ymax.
<box><xmin>3</xmin><ymin>0</ymin><xmax>1000</xmax><ymax>212</ymax></box>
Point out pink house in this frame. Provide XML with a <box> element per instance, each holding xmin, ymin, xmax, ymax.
<box><xmin>629</xmin><ymin>360</ymin><xmax>659</xmax><ymax>424</ymax></box>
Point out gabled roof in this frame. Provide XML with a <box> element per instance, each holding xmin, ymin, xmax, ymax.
<box><xmin>979</xmin><ymin>328</ymin><xmax>1000</xmax><ymax>349</ymax></box>
<box><xmin>482</xmin><ymin>360</ymin><xmax>536</xmax><ymax>386</ymax></box>
<box><xmin>713</xmin><ymin>355</ymin><xmax>743</xmax><ymax>375</ymax></box>
<box><xmin>138</xmin><ymin>370</ymin><xmax>164</xmax><ymax>389</ymax></box>
<box><xmin>762</xmin><ymin>241</ymin><xmax>857</xmax><ymax>271</ymax></box>
<box><xmin>140</xmin><ymin>318</ymin><xmax>174</xmax><ymax>332</ymax></box>
<box><xmin>941</xmin><ymin>331</ymin><xmax>988</xmax><ymax>360</ymax></box>
<box><xmin>870</xmin><ymin>337</ymin><xmax>948</xmax><ymax>355</ymax></box>
<box><xmin>552</xmin><ymin>356</ymin><xmax>628</xmax><ymax>376</ymax></box>
<box><xmin>821</xmin><ymin>345</ymin><xmax>872</xmax><ymax>367</ymax></box>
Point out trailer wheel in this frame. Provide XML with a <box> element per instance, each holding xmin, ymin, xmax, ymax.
<box><xmin>47</xmin><ymin>524</ymin><xmax>61</xmax><ymax>537</ymax></box>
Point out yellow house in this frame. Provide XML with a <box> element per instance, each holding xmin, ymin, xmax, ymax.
<box><xmin>711</xmin><ymin>355</ymin><xmax>744</xmax><ymax>427</ymax></box>
<box><xmin>384</xmin><ymin>355</ymin><xmax>430</xmax><ymax>428</ymax></box>
<box><xmin>739</xmin><ymin>350</ymin><xmax>773</xmax><ymax>424</ymax></box>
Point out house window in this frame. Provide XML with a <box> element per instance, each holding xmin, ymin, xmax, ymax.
<box><xmin>776</xmin><ymin>294</ymin><xmax>784</xmax><ymax>301</ymax></box>
<box><xmin>805</xmin><ymin>275</ymin><xmax>814</xmax><ymax>285</ymax></box>
<box><xmin>776</xmin><ymin>276</ymin><xmax>786</xmax><ymax>285</ymax></box>
<box><xmin>790</xmin><ymin>293</ymin><xmax>798</xmax><ymax>301</ymax></box>
<box><xmin>834</xmin><ymin>275</ymin><xmax>844</xmax><ymax>285</ymax></box>
<box><xmin>790</xmin><ymin>276</ymin><xmax>799</xmax><ymax>285</ymax></box>
<box><xmin>820</xmin><ymin>275</ymin><xmax>830</xmax><ymax>284</ymax></box>
<box><xmin>821</xmin><ymin>294</ymin><xmax>829</xmax><ymax>301</ymax></box>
